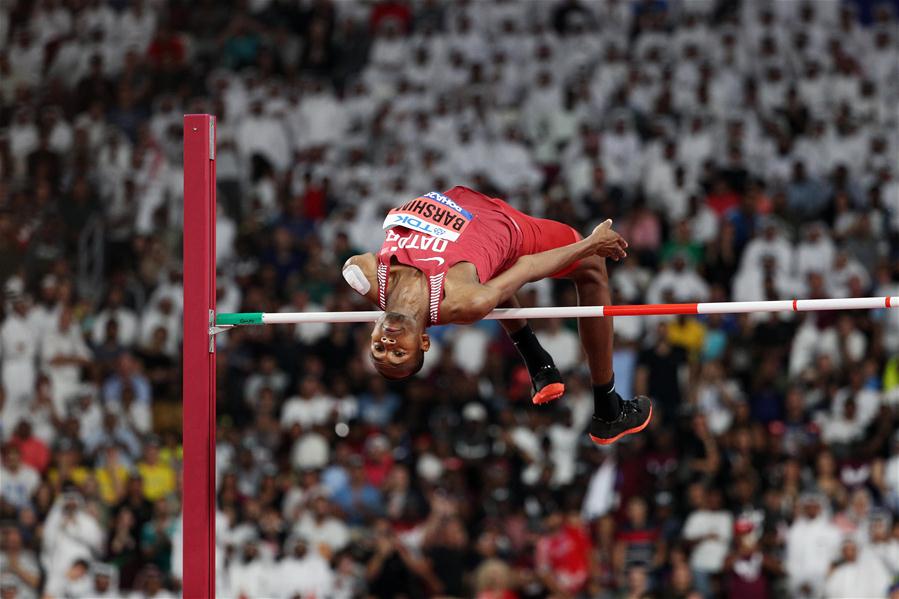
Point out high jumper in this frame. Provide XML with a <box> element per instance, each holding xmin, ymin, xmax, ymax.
<box><xmin>341</xmin><ymin>186</ymin><xmax>651</xmax><ymax>446</ymax></box>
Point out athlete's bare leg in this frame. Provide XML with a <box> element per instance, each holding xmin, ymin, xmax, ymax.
<box><xmin>497</xmin><ymin>296</ymin><xmax>527</xmax><ymax>336</ymax></box>
<box><xmin>568</xmin><ymin>255</ymin><xmax>614</xmax><ymax>385</ymax></box>
<box><xmin>569</xmin><ymin>254</ymin><xmax>652</xmax><ymax>443</ymax></box>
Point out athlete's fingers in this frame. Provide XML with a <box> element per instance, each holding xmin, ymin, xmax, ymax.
<box><xmin>595</xmin><ymin>219</ymin><xmax>613</xmax><ymax>233</ymax></box>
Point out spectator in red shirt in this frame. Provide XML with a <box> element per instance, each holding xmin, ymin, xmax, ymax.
<box><xmin>298</xmin><ymin>173</ymin><xmax>329</xmax><ymax>221</ymax></box>
<box><xmin>535</xmin><ymin>511</ymin><xmax>592</xmax><ymax>595</ymax></box>
<box><xmin>370</xmin><ymin>1</ymin><xmax>412</xmax><ymax>33</ymax></box>
<box><xmin>9</xmin><ymin>420</ymin><xmax>51</xmax><ymax>473</ymax></box>
<box><xmin>147</xmin><ymin>21</ymin><xmax>186</xmax><ymax>70</ymax></box>
<box><xmin>363</xmin><ymin>434</ymin><xmax>394</xmax><ymax>488</ymax></box>
<box><xmin>706</xmin><ymin>176</ymin><xmax>741</xmax><ymax>217</ymax></box>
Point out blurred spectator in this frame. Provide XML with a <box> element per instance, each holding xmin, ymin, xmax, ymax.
<box><xmin>332</xmin><ymin>456</ymin><xmax>383</xmax><ymax>526</ymax></box>
<box><xmin>41</xmin><ymin>491</ymin><xmax>104</xmax><ymax>596</ymax></box>
<box><xmin>91</xmin><ymin>288</ymin><xmax>139</xmax><ymax>348</ymax></box>
<box><xmin>0</xmin><ymin>524</ymin><xmax>41</xmax><ymax>599</ymax></box>
<box><xmin>273</xmin><ymin>536</ymin><xmax>334</xmax><ymax>598</ymax></box>
<box><xmin>8</xmin><ymin>420</ymin><xmax>50</xmax><ymax>474</ymax></box>
<box><xmin>41</xmin><ymin>305</ymin><xmax>91</xmax><ymax>411</ymax></box>
<box><xmin>1</xmin><ymin>283</ymin><xmax>37</xmax><ymax>410</ymax></box>
<box><xmin>786</xmin><ymin>493</ymin><xmax>842</xmax><ymax>597</ymax></box>
<box><xmin>824</xmin><ymin>536</ymin><xmax>891</xmax><ymax>599</ymax></box>
<box><xmin>723</xmin><ymin>520</ymin><xmax>783</xmax><ymax>599</ymax></box>
<box><xmin>0</xmin><ymin>444</ymin><xmax>40</xmax><ymax>510</ymax></box>
<box><xmin>682</xmin><ymin>485</ymin><xmax>733</xmax><ymax>597</ymax></box>
<box><xmin>295</xmin><ymin>495</ymin><xmax>349</xmax><ymax>559</ymax></box>
<box><xmin>136</xmin><ymin>438</ymin><xmax>175</xmax><ymax>503</ymax></box>
<box><xmin>535</xmin><ymin>511</ymin><xmax>592</xmax><ymax>596</ymax></box>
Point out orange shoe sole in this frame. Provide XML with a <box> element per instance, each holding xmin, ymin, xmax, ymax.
<box><xmin>532</xmin><ymin>382</ymin><xmax>565</xmax><ymax>405</ymax></box>
<box><xmin>589</xmin><ymin>402</ymin><xmax>653</xmax><ymax>445</ymax></box>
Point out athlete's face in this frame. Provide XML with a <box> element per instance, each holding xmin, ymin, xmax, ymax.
<box><xmin>370</xmin><ymin>312</ymin><xmax>430</xmax><ymax>379</ymax></box>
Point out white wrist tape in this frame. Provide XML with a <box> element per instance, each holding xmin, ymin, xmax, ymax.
<box><xmin>342</xmin><ymin>264</ymin><xmax>371</xmax><ymax>296</ymax></box>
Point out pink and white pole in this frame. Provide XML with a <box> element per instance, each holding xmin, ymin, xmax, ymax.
<box><xmin>182</xmin><ymin>114</ymin><xmax>216</xmax><ymax>598</ymax></box>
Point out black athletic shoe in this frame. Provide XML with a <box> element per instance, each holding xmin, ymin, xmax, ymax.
<box><xmin>531</xmin><ymin>364</ymin><xmax>565</xmax><ymax>405</ymax></box>
<box><xmin>589</xmin><ymin>395</ymin><xmax>653</xmax><ymax>445</ymax></box>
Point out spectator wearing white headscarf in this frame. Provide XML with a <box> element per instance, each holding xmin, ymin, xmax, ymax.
<box><xmin>786</xmin><ymin>494</ymin><xmax>842</xmax><ymax>597</ymax></box>
<box><xmin>41</xmin><ymin>493</ymin><xmax>104</xmax><ymax>597</ymax></box>
<box><xmin>824</xmin><ymin>537</ymin><xmax>890</xmax><ymax>599</ymax></box>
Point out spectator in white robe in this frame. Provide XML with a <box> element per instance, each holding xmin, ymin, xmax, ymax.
<box><xmin>115</xmin><ymin>0</ymin><xmax>157</xmax><ymax>53</ymax></box>
<box><xmin>824</xmin><ymin>537</ymin><xmax>890</xmax><ymax>599</ymax></box>
<box><xmin>41</xmin><ymin>306</ymin><xmax>91</xmax><ymax>411</ymax></box>
<box><xmin>139</xmin><ymin>296</ymin><xmax>180</xmax><ymax>358</ymax></box>
<box><xmin>581</xmin><ymin>448</ymin><xmax>618</xmax><ymax>520</ymax></box>
<box><xmin>868</xmin><ymin>513</ymin><xmax>899</xmax><ymax>577</ymax></box>
<box><xmin>795</xmin><ymin>222</ymin><xmax>835</xmax><ymax>279</ymax></box>
<box><xmin>227</xmin><ymin>537</ymin><xmax>275</xmax><ymax>599</ymax></box>
<box><xmin>273</xmin><ymin>536</ymin><xmax>334</xmax><ymax>598</ymax></box>
<box><xmin>738</xmin><ymin>219</ymin><xmax>794</xmax><ymax>281</ymax></box>
<box><xmin>41</xmin><ymin>493</ymin><xmax>104</xmax><ymax>598</ymax></box>
<box><xmin>681</xmin><ymin>486</ymin><xmax>733</xmax><ymax>596</ymax></box>
<box><xmin>88</xmin><ymin>563</ymin><xmax>122</xmax><ymax>598</ymax></box>
<box><xmin>489</xmin><ymin>127</ymin><xmax>543</xmax><ymax>193</ymax></box>
<box><xmin>451</xmin><ymin>324</ymin><xmax>491</xmax><ymax>375</ymax></box>
<box><xmin>0</xmin><ymin>524</ymin><xmax>42</xmax><ymax>599</ymax></box>
<box><xmin>786</xmin><ymin>493</ymin><xmax>842</xmax><ymax>598</ymax></box>
<box><xmin>281</xmin><ymin>376</ymin><xmax>336</xmax><ymax>429</ymax></box>
<box><xmin>535</xmin><ymin>318</ymin><xmax>582</xmax><ymax>374</ymax></box>
<box><xmin>0</xmin><ymin>445</ymin><xmax>40</xmax><ymax>510</ymax></box>
<box><xmin>90</xmin><ymin>287</ymin><xmax>139</xmax><ymax>348</ymax></box>
<box><xmin>1</xmin><ymin>283</ymin><xmax>39</xmax><ymax>408</ymax></box>
<box><xmin>294</xmin><ymin>496</ymin><xmax>351</xmax><ymax>557</ymax></box>
<box><xmin>235</xmin><ymin>95</ymin><xmax>291</xmax><ymax>174</ymax></box>
<box><xmin>646</xmin><ymin>255</ymin><xmax>710</xmax><ymax>304</ymax></box>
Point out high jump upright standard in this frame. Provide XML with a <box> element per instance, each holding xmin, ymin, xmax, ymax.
<box><xmin>182</xmin><ymin>114</ymin><xmax>217</xmax><ymax>598</ymax></box>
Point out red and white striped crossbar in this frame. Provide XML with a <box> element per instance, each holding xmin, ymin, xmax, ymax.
<box><xmin>216</xmin><ymin>296</ymin><xmax>898</xmax><ymax>326</ymax></box>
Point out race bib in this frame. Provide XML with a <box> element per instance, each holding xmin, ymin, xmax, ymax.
<box><xmin>382</xmin><ymin>191</ymin><xmax>474</xmax><ymax>242</ymax></box>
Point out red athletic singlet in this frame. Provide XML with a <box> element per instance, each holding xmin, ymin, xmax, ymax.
<box><xmin>376</xmin><ymin>186</ymin><xmax>524</xmax><ymax>325</ymax></box>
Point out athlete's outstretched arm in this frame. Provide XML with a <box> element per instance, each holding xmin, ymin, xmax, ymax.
<box><xmin>447</xmin><ymin>220</ymin><xmax>627</xmax><ymax>322</ymax></box>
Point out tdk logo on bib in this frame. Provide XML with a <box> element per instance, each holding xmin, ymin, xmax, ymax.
<box><xmin>382</xmin><ymin>191</ymin><xmax>474</xmax><ymax>242</ymax></box>
<box><xmin>383</xmin><ymin>213</ymin><xmax>460</xmax><ymax>241</ymax></box>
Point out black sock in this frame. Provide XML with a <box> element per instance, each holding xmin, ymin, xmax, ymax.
<box><xmin>594</xmin><ymin>376</ymin><xmax>621</xmax><ymax>421</ymax></box>
<box><xmin>510</xmin><ymin>325</ymin><xmax>555</xmax><ymax>378</ymax></box>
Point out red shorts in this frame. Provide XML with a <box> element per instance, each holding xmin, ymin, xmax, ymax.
<box><xmin>497</xmin><ymin>202</ymin><xmax>583</xmax><ymax>278</ymax></box>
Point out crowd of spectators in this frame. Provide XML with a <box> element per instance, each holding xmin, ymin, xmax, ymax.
<box><xmin>1</xmin><ymin>0</ymin><xmax>899</xmax><ymax>597</ymax></box>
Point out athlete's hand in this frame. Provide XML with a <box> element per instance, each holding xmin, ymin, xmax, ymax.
<box><xmin>588</xmin><ymin>219</ymin><xmax>628</xmax><ymax>261</ymax></box>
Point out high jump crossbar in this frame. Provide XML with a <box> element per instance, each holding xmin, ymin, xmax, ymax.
<box><xmin>215</xmin><ymin>296</ymin><xmax>897</xmax><ymax>327</ymax></box>
<box><xmin>182</xmin><ymin>114</ymin><xmax>897</xmax><ymax>597</ymax></box>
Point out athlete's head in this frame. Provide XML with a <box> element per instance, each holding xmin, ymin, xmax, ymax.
<box><xmin>370</xmin><ymin>311</ymin><xmax>430</xmax><ymax>380</ymax></box>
